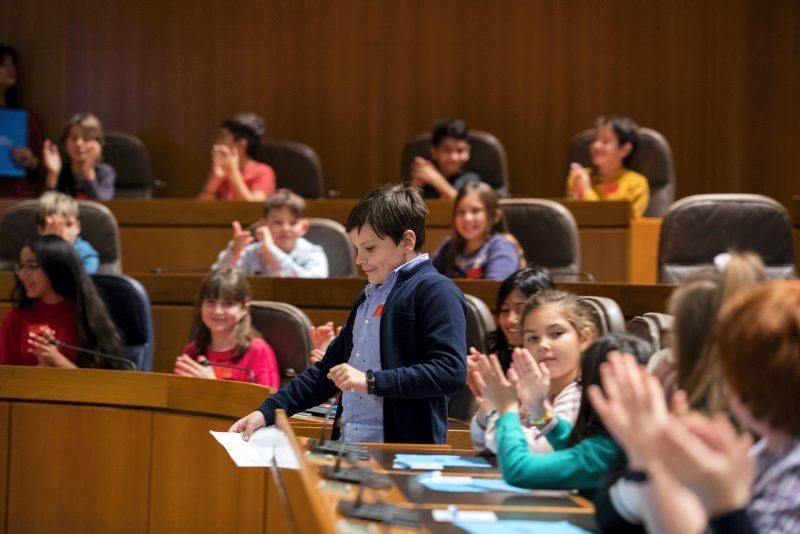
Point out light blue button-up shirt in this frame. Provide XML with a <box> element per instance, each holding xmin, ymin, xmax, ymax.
<box><xmin>340</xmin><ymin>253</ymin><xmax>429</xmax><ymax>443</ymax></box>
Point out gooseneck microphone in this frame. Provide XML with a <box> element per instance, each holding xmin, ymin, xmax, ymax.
<box><xmin>200</xmin><ymin>359</ymin><xmax>256</xmax><ymax>383</ymax></box>
<box><xmin>48</xmin><ymin>338</ymin><xmax>138</xmax><ymax>371</ymax></box>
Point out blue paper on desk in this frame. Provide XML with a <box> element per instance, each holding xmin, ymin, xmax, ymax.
<box><xmin>0</xmin><ymin>109</ymin><xmax>28</xmax><ymax>178</ymax></box>
<box><xmin>455</xmin><ymin>520</ymin><xmax>589</xmax><ymax>534</ymax></box>
<box><xmin>393</xmin><ymin>454</ymin><xmax>491</xmax><ymax>470</ymax></box>
<box><xmin>416</xmin><ymin>472</ymin><xmax>532</xmax><ymax>494</ymax></box>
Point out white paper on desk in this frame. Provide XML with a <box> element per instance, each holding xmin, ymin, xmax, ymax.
<box><xmin>210</xmin><ymin>427</ymin><xmax>299</xmax><ymax>469</ymax></box>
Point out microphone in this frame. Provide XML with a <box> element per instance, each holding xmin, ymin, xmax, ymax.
<box><xmin>200</xmin><ymin>359</ymin><xmax>256</xmax><ymax>383</ymax></box>
<box><xmin>48</xmin><ymin>338</ymin><xmax>137</xmax><ymax>371</ymax></box>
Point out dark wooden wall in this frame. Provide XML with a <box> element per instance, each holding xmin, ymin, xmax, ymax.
<box><xmin>2</xmin><ymin>0</ymin><xmax>798</xmax><ymax>204</ymax></box>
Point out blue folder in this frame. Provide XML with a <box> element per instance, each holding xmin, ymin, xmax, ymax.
<box><xmin>0</xmin><ymin>109</ymin><xmax>29</xmax><ymax>178</ymax></box>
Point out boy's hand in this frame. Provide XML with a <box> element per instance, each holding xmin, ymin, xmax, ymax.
<box><xmin>466</xmin><ymin>347</ymin><xmax>495</xmax><ymax>419</ymax></box>
<box><xmin>231</xmin><ymin>221</ymin><xmax>254</xmax><ymax>256</ymax></box>
<box><xmin>212</xmin><ymin>144</ymin><xmax>239</xmax><ymax>178</ymax></box>
<box><xmin>229</xmin><ymin>410</ymin><xmax>266</xmax><ymax>441</ymax></box>
<box><xmin>411</xmin><ymin>156</ymin><xmax>442</xmax><ymax>185</ymax></box>
<box><xmin>328</xmin><ymin>364</ymin><xmax>368</xmax><ymax>393</ymax></box>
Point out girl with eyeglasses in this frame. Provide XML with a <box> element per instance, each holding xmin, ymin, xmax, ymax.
<box><xmin>0</xmin><ymin>235</ymin><xmax>123</xmax><ymax>368</ymax></box>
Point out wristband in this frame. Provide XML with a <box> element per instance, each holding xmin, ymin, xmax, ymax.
<box><xmin>483</xmin><ymin>409</ymin><xmax>498</xmax><ymax>430</ymax></box>
<box><xmin>622</xmin><ymin>470</ymin><xmax>649</xmax><ymax>483</ymax></box>
<box><xmin>527</xmin><ymin>409</ymin><xmax>554</xmax><ymax>428</ymax></box>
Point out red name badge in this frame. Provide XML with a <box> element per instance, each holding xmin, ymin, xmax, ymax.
<box><xmin>373</xmin><ymin>304</ymin><xmax>384</xmax><ymax>317</ymax></box>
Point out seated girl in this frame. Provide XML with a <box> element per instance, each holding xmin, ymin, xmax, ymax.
<box><xmin>42</xmin><ymin>113</ymin><xmax>116</xmax><ymax>200</ymax></box>
<box><xmin>432</xmin><ymin>181</ymin><xmax>524</xmax><ymax>281</ymax></box>
<box><xmin>174</xmin><ymin>268</ymin><xmax>279</xmax><ymax>389</ymax></box>
<box><xmin>474</xmin><ymin>329</ymin><xmax>651</xmax><ymax>497</ymax></box>
<box><xmin>566</xmin><ymin>115</ymin><xmax>649</xmax><ymax>218</ymax></box>
<box><xmin>0</xmin><ymin>235</ymin><xmax>124</xmax><ymax>368</ymax></box>
<box><xmin>469</xmin><ymin>273</ymin><xmax>570</xmax><ymax>452</ymax></box>
<box><xmin>197</xmin><ymin>113</ymin><xmax>276</xmax><ymax>201</ymax></box>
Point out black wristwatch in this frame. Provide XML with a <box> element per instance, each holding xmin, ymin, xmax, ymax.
<box><xmin>366</xmin><ymin>369</ymin><xmax>376</xmax><ymax>395</ymax></box>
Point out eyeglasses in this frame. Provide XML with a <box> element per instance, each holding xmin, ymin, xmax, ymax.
<box><xmin>13</xmin><ymin>262</ymin><xmax>40</xmax><ymax>275</ymax></box>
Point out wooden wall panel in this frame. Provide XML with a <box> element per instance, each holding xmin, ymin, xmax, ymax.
<box><xmin>0</xmin><ymin>402</ymin><xmax>8</xmax><ymax>534</ymax></box>
<box><xmin>7</xmin><ymin>403</ymin><xmax>151</xmax><ymax>534</ymax></box>
<box><xmin>149</xmin><ymin>413</ymin><xmax>266</xmax><ymax>534</ymax></box>
<box><xmin>1</xmin><ymin>1</ymin><xmax>797</xmax><ymax>205</ymax></box>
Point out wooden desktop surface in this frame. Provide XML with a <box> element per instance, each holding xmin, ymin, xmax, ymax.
<box><xmin>275</xmin><ymin>414</ymin><xmax>596</xmax><ymax>532</ymax></box>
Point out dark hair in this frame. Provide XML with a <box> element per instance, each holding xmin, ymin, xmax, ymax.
<box><xmin>190</xmin><ymin>268</ymin><xmax>259</xmax><ymax>361</ymax></box>
<box><xmin>345</xmin><ymin>183</ymin><xmax>427</xmax><ymax>251</ymax></box>
<box><xmin>431</xmin><ymin>118</ymin><xmax>469</xmax><ymax>147</ymax></box>
<box><xmin>264</xmin><ymin>188</ymin><xmax>306</xmax><ymax>218</ymax></box>
<box><xmin>567</xmin><ymin>333</ymin><xmax>653</xmax><ymax>446</ymax></box>
<box><xmin>443</xmin><ymin>181</ymin><xmax>522</xmax><ymax>277</ymax></box>
<box><xmin>0</xmin><ymin>45</ymin><xmax>20</xmax><ymax>108</ymax></box>
<box><xmin>595</xmin><ymin>115</ymin><xmax>639</xmax><ymax>166</ymax></box>
<box><xmin>487</xmin><ymin>266</ymin><xmax>556</xmax><ymax>369</ymax></box>
<box><xmin>221</xmin><ymin>113</ymin><xmax>266</xmax><ymax>158</ymax></box>
<box><xmin>11</xmin><ymin>235</ymin><xmax>124</xmax><ymax>368</ymax></box>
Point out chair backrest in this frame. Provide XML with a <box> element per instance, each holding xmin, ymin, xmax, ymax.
<box><xmin>253</xmin><ymin>141</ymin><xmax>325</xmax><ymax>198</ymax></box>
<box><xmin>306</xmin><ymin>218</ymin><xmax>356</xmax><ymax>277</ymax></box>
<box><xmin>566</xmin><ymin>127</ymin><xmax>675</xmax><ymax>216</ymax></box>
<box><xmin>447</xmin><ymin>294</ymin><xmax>497</xmax><ymax>421</ymax></box>
<box><xmin>578</xmin><ymin>296</ymin><xmax>626</xmax><ymax>336</ymax></box>
<box><xmin>102</xmin><ymin>131</ymin><xmax>153</xmax><ymax>199</ymax></box>
<box><xmin>499</xmin><ymin>199</ymin><xmax>582</xmax><ymax>278</ymax></box>
<box><xmin>250</xmin><ymin>301</ymin><xmax>313</xmax><ymax>387</ymax></box>
<box><xmin>0</xmin><ymin>200</ymin><xmax>122</xmax><ymax>273</ymax></box>
<box><xmin>627</xmin><ymin>312</ymin><xmax>674</xmax><ymax>353</ymax></box>
<box><xmin>91</xmin><ymin>274</ymin><xmax>154</xmax><ymax>371</ymax></box>
<box><xmin>657</xmin><ymin>194</ymin><xmax>796</xmax><ymax>284</ymax></box>
<box><xmin>401</xmin><ymin>130</ymin><xmax>509</xmax><ymax>196</ymax></box>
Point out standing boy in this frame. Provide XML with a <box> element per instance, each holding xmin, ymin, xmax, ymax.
<box><xmin>411</xmin><ymin>118</ymin><xmax>481</xmax><ymax>200</ymax></box>
<box><xmin>230</xmin><ymin>184</ymin><xmax>467</xmax><ymax>444</ymax></box>
<box><xmin>212</xmin><ymin>188</ymin><xmax>328</xmax><ymax>277</ymax></box>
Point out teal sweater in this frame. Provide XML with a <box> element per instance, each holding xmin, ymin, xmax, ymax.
<box><xmin>495</xmin><ymin>411</ymin><xmax>619</xmax><ymax>491</ymax></box>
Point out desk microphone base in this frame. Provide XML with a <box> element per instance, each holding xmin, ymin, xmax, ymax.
<box><xmin>319</xmin><ymin>466</ymin><xmax>391</xmax><ymax>487</ymax></box>
<box><xmin>306</xmin><ymin>439</ymin><xmax>370</xmax><ymax>460</ymax></box>
<box><xmin>337</xmin><ymin>501</ymin><xmax>420</xmax><ymax>527</ymax></box>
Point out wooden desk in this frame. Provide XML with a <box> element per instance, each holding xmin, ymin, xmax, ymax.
<box><xmin>0</xmin><ymin>366</ymin><xmax>273</xmax><ymax>533</ymax></box>
<box><xmin>273</xmin><ymin>412</ymin><xmax>596</xmax><ymax>533</ymax></box>
<box><xmin>84</xmin><ymin>199</ymin><xmax>651</xmax><ymax>282</ymax></box>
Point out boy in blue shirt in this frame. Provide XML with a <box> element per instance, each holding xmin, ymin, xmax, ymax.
<box><xmin>230</xmin><ymin>184</ymin><xmax>467</xmax><ymax>444</ymax></box>
<box><xmin>35</xmin><ymin>191</ymin><xmax>100</xmax><ymax>273</ymax></box>
<box><xmin>411</xmin><ymin>118</ymin><xmax>481</xmax><ymax>200</ymax></box>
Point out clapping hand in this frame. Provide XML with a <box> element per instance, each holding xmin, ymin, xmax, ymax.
<box><xmin>466</xmin><ymin>348</ymin><xmax>495</xmax><ymax>420</ymax></box>
<box><xmin>568</xmin><ymin>162</ymin><xmax>591</xmax><ymax>198</ymax></box>
<box><xmin>231</xmin><ymin>221</ymin><xmax>255</xmax><ymax>256</ymax></box>
<box><xmin>472</xmin><ymin>353</ymin><xmax>518</xmax><ymax>414</ymax></box>
<box><xmin>510</xmin><ymin>347</ymin><xmax>551</xmax><ymax>419</ymax></box>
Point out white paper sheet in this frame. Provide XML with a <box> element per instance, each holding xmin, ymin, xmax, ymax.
<box><xmin>210</xmin><ymin>427</ymin><xmax>300</xmax><ymax>469</ymax></box>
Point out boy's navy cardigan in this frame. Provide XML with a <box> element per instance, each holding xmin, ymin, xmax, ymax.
<box><xmin>258</xmin><ymin>259</ymin><xmax>467</xmax><ymax>444</ymax></box>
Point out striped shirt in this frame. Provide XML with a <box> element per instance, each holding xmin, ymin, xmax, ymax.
<box><xmin>748</xmin><ymin>436</ymin><xmax>800</xmax><ymax>533</ymax></box>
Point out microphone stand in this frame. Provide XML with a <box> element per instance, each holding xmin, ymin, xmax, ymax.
<box><xmin>48</xmin><ymin>339</ymin><xmax>138</xmax><ymax>371</ymax></box>
<box><xmin>306</xmin><ymin>395</ymin><xmax>370</xmax><ymax>460</ymax></box>
<box><xmin>200</xmin><ymin>359</ymin><xmax>256</xmax><ymax>383</ymax></box>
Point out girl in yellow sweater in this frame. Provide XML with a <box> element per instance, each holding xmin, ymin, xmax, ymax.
<box><xmin>566</xmin><ymin>115</ymin><xmax>650</xmax><ymax>218</ymax></box>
